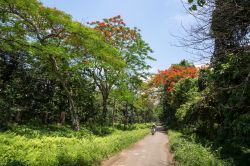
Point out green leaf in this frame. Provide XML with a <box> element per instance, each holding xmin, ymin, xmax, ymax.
<box><xmin>197</xmin><ymin>0</ymin><xmax>206</xmax><ymax>7</ymax></box>
<box><xmin>190</xmin><ymin>5</ymin><xmax>197</xmax><ymax>11</ymax></box>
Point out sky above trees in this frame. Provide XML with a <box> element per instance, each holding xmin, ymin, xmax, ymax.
<box><xmin>41</xmin><ymin>0</ymin><xmax>196</xmax><ymax>72</ymax></box>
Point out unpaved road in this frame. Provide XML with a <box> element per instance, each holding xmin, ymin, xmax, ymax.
<box><xmin>101</xmin><ymin>126</ymin><xmax>174</xmax><ymax>166</ymax></box>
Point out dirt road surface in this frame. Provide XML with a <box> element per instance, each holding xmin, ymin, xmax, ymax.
<box><xmin>101</xmin><ymin>126</ymin><xmax>174</xmax><ymax>166</ymax></box>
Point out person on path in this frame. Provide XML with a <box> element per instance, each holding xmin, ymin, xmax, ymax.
<box><xmin>151</xmin><ymin>123</ymin><xmax>156</xmax><ymax>135</ymax></box>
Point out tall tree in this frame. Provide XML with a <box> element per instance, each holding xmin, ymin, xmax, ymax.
<box><xmin>87</xmin><ymin>16</ymin><xmax>154</xmax><ymax>123</ymax></box>
<box><xmin>0</xmin><ymin>0</ymin><xmax>121</xmax><ymax>130</ymax></box>
<box><xmin>152</xmin><ymin>61</ymin><xmax>198</xmax><ymax>126</ymax></box>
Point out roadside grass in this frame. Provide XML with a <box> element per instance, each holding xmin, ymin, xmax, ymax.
<box><xmin>168</xmin><ymin>130</ymin><xmax>231</xmax><ymax>166</ymax></box>
<box><xmin>0</xmin><ymin>123</ymin><xmax>150</xmax><ymax>166</ymax></box>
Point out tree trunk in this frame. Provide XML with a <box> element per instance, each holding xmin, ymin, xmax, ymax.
<box><xmin>112</xmin><ymin>100</ymin><xmax>116</xmax><ymax>127</ymax></box>
<box><xmin>61</xmin><ymin>79</ymin><xmax>80</xmax><ymax>131</ymax></box>
<box><xmin>59</xmin><ymin>111</ymin><xmax>66</xmax><ymax>124</ymax></box>
<box><xmin>15</xmin><ymin>111</ymin><xmax>21</xmax><ymax>123</ymax></box>
<box><xmin>50</xmin><ymin>56</ymin><xmax>80</xmax><ymax>131</ymax></box>
<box><xmin>124</xmin><ymin>102</ymin><xmax>129</xmax><ymax>126</ymax></box>
<box><xmin>135</xmin><ymin>110</ymin><xmax>140</xmax><ymax>123</ymax></box>
<box><xmin>43</xmin><ymin>112</ymin><xmax>49</xmax><ymax>124</ymax></box>
<box><xmin>101</xmin><ymin>92</ymin><xmax>109</xmax><ymax>124</ymax></box>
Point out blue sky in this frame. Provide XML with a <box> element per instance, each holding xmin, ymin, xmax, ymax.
<box><xmin>40</xmin><ymin>0</ymin><xmax>196</xmax><ymax>72</ymax></box>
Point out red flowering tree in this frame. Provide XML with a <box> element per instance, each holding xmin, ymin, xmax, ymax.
<box><xmin>153</xmin><ymin>65</ymin><xmax>198</xmax><ymax>92</ymax></box>
<box><xmin>151</xmin><ymin>62</ymin><xmax>198</xmax><ymax>126</ymax></box>
<box><xmin>86</xmin><ymin>16</ymin><xmax>153</xmax><ymax>123</ymax></box>
<box><xmin>87</xmin><ymin>15</ymin><xmax>137</xmax><ymax>48</ymax></box>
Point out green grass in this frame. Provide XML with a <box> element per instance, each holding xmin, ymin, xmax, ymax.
<box><xmin>0</xmin><ymin>124</ymin><xmax>150</xmax><ymax>166</ymax></box>
<box><xmin>168</xmin><ymin>130</ymin><xmax>231</xmax><ymax>166</ymax></box>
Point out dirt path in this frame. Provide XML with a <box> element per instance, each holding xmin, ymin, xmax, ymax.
<box><xmin>101</xmin><ymin>126</ymin><xmax>174</xmax><ymax>166</ymax></box>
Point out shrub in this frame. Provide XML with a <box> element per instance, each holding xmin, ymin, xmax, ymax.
<box><xmin>168</xmin><ymin>130</ymin><xmax>231</xmax><ymax>166</ymax></box>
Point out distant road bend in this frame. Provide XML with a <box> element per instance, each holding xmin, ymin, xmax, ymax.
<box><xmin>101</xmin><ymin>126</ymin><xmax>174</xmax><ymax>166</ymax></box>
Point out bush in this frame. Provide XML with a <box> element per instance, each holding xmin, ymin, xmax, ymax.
<box><xmin>168</xmin><ymin>130</ymin><xmax>231</xmax><ymax>166</ymax></box>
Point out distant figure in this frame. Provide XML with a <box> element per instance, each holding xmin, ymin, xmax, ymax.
<box><xmin>151</xmin><ymin>124</ymin><xmax>156</xmax><ymax>135</ymax></box>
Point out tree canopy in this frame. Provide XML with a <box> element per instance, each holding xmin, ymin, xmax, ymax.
<box><xmin>0</xmin><ymin>0</ymin><xmax>155</xmax><ymax>129</ymax></box>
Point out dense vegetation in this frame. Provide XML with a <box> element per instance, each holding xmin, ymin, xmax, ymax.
<box><xmin>0</xmin><ymin>0</ymin><xmax>156</xmax><ymax>129</ymax></box>
<box><xmin>152</xmin><ymin>0</ymin><xmax>250</xmax><ymax>165</ymax></box>
<box><xmin>1</xmin><ymin>0</ymin><xmax>249</xmax><ymax>166</ymax></box>
<box><xmin>168</xmin><ymin>130</ymin><xmax>229</xmax><ymax>166</ymax></box>
<box><xmin>0</xmin><ymin>123</ymin><xmax>151</xmax><ymax>166</ymax></box>
<box><xmin>0</xmin><ymin>1</ymin><xmax>157</xmax><ymax>165</ymax></box>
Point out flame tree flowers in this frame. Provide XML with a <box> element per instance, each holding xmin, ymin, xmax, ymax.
<box><xmin>0</xmin><ymin>0</ymin><xmax>156</xmax><ymax>164</ymax></box>
<box><xmin>153</xmin><ymin>63</ymin><xmax>198</xmax><ymax>92</ymax></box>
<box><xmin>88</xmin><ymin>15</ymin><xmax>154</xmax><ymax>71</ymax></box>
<box><xmin>86</xmin><ymin>16</ymin><xmax>154</xmax><ymax>123</ymax></box>
<box><xmin>151</xmin><ymin>60</ymin><xmax>198</xmax><ymax>126</ymax></box>
<box><xmin>88</xmin><ymin>15</ymin><xmax>137</xmax><ymax>48</ymax></box>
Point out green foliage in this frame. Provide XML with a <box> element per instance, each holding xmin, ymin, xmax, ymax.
<box><xmin>188</xmin><ymin>0</ymin><xmax>206</xmax><ymax>11</ymax></box>
<box><xmin>85</xmin><ymin>16</ymin><xmax>154</xmax><ymax>124</ymax></box>
<box><xmin>156</xmin><ymin>60</ymin><xmax>198</xmax><ymax>127</ymax></box>
<box><xmin>159</xmin><ymin>53</ymin><xmax>250</xmax><ymax>165</ymax></box>
<box><xmin>175</xmin><ymin>93</ymin><xmax>201</xmax><ymax>123</ymax></box>
<box><xmin>164</xmin><ymin>0</ymin><xmax>250</xmax><ymax>165</ymax></box>
<box><xmin>175</xmin><ymin>59</ymin><xmax>195</xmax><ymax>68</ymax></box>
<box><xmin>168</xmin><ymin>130</ymin><xmax>231</xmax><ymax>166</ymax></box>
<box><xmin>172</xmin><ymin>77</ymin><xmax>198</xmax><ymax>110</ymax></box>
<box><xmin>167</xmin><ymin>53</ymin><xmax>250</xmax><ymax>165</ymax></box>
<box><xmin>0</xmin><ymin>0</ymin><xmax>154</xmax><ymax>128</ymax></box>
<box><xmin>0</xmin><ymin>124</ymin><xmax>149</xmax><ymax>166</ymax></box>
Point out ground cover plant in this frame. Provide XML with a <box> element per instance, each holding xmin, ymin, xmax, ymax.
<box><xmin>0</xmin><ymin>123</ymin><xmax>150</xmax><ymax>166</ymax></box>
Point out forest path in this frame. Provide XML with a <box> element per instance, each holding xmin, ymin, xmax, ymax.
<box><xmin>101</xmin><ymin>126</ymin><xmax>175</xmax><ymax>166</ymax></box>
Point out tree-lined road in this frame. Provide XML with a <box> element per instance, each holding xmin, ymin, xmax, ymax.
<box><xmin>101</xmin><ymin>126</ymin><xmax>174</xmax><ymax>166</ymax></box>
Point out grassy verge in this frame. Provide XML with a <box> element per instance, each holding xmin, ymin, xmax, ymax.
<box><xmin>168</xmin><ymin>130</ymin><xmax>231</xmax><ymax>166</ymax></box>
<box><xmin>0</xmin><ymin>124</ymin><xmax>150</xmax><ymax>166</ymax></box>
